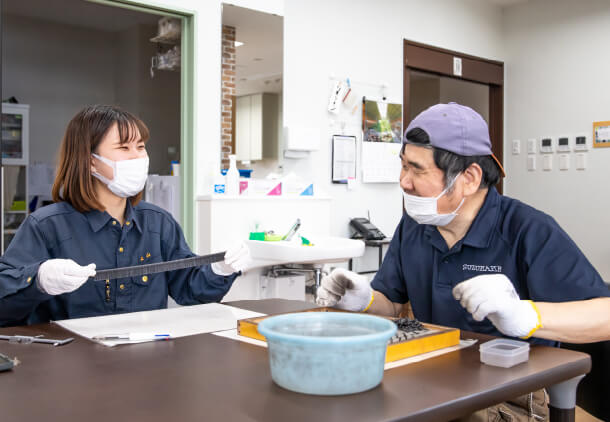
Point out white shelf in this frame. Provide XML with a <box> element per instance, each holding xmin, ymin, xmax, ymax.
<box><xmin>5</xmin><ymin>210</ymin><xmax>27</xmax><ymax>214</ymax></box>
<box><xmin>4</xmin><ymin>229</ymin><xmax>17</xmax><ymax>234</ymax></box>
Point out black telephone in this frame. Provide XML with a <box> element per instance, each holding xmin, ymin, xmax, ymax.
<box><xmin>349</xmin><ymin>218</ymin><xmax>385</xmax><ymax>240</ymax></box>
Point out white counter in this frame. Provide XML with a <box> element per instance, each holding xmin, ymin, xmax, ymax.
<box><xmin>196</xmin><ymin>195</ymin><xmax>333</xmax><ymax>301</ymax></box>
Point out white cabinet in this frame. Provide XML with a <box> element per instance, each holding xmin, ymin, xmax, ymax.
<box><xmin>236</xmin><ymin>93</ymin><xmax>279</xmax><ymax>161</ymax></box>
<box><xmin>2</xmin><ymin>104</ymin><xmax>29</xmax><ymax>165</ymax></box>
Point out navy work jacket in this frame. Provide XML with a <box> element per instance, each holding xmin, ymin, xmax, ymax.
<box><xmin>0</xmin><ymin>201</ymin><xmax>237</xmax><ymax>326</ymax></box>
<box><xmin>371</xmin><ymin>187</ymin><xmax>610</xmax><ymax>346</ymax></box>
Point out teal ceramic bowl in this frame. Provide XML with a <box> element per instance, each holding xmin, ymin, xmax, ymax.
<box><xmin>257</xmin><ymin>312</ymin><xmax>397</xmax><ymax>395</ymax></box>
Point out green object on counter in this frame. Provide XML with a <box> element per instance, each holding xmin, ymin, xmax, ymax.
<box><xmin>10</xmin><ymin>200</ymin><xmax>25</xmax><ymax>211</ymax></box>
<box><xmin>249</xmin><ymin>231</ymin><xmax>283</xmax><ymax>241</ymax></box>
<box><xmin>265</xmin><ymin>233</ymin><xmax>283</xmax><ymax>241</ymax></box>
<box><xmin>301</xmin><ymin>236</ymin><xmax>313</xmax><ymax>246</ymax></box>
<box><xmin>249</xmin><ymin>232</ymin><xmax>266</xmax><ymax>241</ymax></box>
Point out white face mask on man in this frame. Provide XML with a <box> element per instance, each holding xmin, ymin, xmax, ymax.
<box><xmin>91</xmin><ymin>153</ymin><xmax>149</xmax><ymax>198</ymax></box>
<box><xmin>403</xmin><ymin>174</ymin><xmax>464</xmax><ymax>226</ymax></box>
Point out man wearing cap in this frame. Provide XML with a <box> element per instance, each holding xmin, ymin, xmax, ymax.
<box><xmin>317</xmin><ymin>103</ymin><xmax>610</xmax><ymax>419</ymax></box>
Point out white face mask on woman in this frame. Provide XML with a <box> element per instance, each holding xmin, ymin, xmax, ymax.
<box><xmin>403</xmin><ymin>174</ymin><xmax>464</xmax><ymax>226</ymax></box>
<box><xmin>91</xmin><ymin>153</ymin><xmax>149</xmax><ymax>198</ymax></box>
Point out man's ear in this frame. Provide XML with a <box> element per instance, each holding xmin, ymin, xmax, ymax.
<box><xmin>462</xmin><ymin>163</ymin><xmax>483</xmax><ymax>196</ymax></box>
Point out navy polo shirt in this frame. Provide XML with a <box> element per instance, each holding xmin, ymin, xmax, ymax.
<box><xmin>0</xmin><ymin>201</ymin><xmax>237</xmax><ymax>327</ymax></box>
<box><xmin>371</xmin><ymin>187</ymin><xmax>609</xmax><ymax>346</ymax></box>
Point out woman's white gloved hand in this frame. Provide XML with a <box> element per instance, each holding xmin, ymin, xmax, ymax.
<box><xmin>211</xmin><ymin>242</ymin><xmax>252</xmax><ymax>276</ymax></box>
<box><xmin>315</xmin><ymin>268</ymin><xmax>373</xmax><ymax>312</ymax></box>
<box><xmin>37</xmin><ymin>259</ymin><xmax>96</xmax><ymax>295</ymax></box>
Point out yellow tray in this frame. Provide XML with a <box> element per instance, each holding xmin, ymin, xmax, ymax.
<box><xmin>237</xmin><ymin>308</ymin><xmax>460</xmax><ymax>363</ymax></box>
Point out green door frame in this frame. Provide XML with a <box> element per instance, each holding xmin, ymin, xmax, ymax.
<box><xmin>86</xmin><ymin>0</ymin><xmax>196</xmax><ymax>246</ymax></box>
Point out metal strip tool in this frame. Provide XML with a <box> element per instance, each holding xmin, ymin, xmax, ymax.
<box><xmin>93</xmin><ymin>251</ymin><xmax>227</xmax><ymax>281</ymax></box>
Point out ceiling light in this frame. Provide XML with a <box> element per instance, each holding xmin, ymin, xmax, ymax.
<box><xmin>234</xmin><ymin>41</ymin><xmax>244</xmax><ymax>47</ymax></box>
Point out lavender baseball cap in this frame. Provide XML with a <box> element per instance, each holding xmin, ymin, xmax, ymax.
<box><xmin>404</xmin><ymin>102</ymin><xmax>505</xmax><ymax>177</ymax></box>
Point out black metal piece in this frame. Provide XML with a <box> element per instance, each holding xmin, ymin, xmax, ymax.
<box><xmin>93</xmin><ymin>251</ymin><xmax>227</xmax><ymax>281</ymax></box>
<box><xmin>394</xmin><ymin>317</ymin><xmax>425</xmax><ymax>332</ymax></box>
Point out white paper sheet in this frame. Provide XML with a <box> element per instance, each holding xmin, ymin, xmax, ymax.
<box><xmin>211</xmin><ymin>329</ymin><xmax>477</xmax><ymax>370</ymax></box>
<box><xmin>332</xmin><ymin>135</ymin><xmax>356</xmax><ymax>182</ymax></box>
<box><xmin>54</xmin><ymin>303</ymin><xmax>266</xmax><ymax>347</ymax></box>
<box><xmin>361</xmin><ymin>142</ymin><xmax>402</xmax><ymax>183</ymax></box>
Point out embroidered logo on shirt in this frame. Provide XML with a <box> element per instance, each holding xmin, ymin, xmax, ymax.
<box><xmin>462</xmin><ymin>264</ymin><xmax>503</xmax><ymax>273</ymax></box>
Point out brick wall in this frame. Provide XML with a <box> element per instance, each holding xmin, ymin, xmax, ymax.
<box><xmin>221</xmin><ymin>25</ymin><xmax>236</xmax><ymax>169</ymax></box>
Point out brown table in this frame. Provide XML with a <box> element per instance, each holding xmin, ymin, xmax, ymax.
<box><xmin>0</xmin><ymin>299</ymin><xmax>590</xmax><ymax>422</ymax></box>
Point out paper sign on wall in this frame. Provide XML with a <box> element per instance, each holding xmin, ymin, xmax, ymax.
<box><xmin>361</xmin><ymin>98</ymin><xmax>403</xmax><ymax>183</ymax></box>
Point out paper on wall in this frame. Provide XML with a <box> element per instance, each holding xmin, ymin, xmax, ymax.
<box><xmin>361</xmin><ymin>142</ymin><xmax>402</xmax><ymax>183</ymax></box>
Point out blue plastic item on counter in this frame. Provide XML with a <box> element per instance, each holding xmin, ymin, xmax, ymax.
<box><xmin>220</xmin><ymin>169</ymin><xmax>253</xmax><ymax>178</ymax></box>
<box><xmin>257</xmin><ymin>312</ymin><xmax>397</xmax><ymax>395</ymax></box>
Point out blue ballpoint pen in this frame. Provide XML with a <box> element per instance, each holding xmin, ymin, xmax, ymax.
<box><xmin>92</xmin><ymin>333</ymin><xmax>171</xmax><ymax>341</ymax></box>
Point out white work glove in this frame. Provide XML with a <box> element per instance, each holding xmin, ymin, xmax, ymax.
<box><xmin>37</xmin><ymin>259</ymin><xmax>96</xmax><ymax>296</ymax></box>
<box><xmin>452</xmin><ymin>274</ymin><xmax>542</xmax><ymax>338</ymax></box>
<box><xmin>315</xmin><ymin>268</ymin><xmax>374</xmax><ymax>312</ymax></box>
<box><xmin>211</xmin><ymin>242</ymin><xmax>252</xmax><ymax>276</ymax></box>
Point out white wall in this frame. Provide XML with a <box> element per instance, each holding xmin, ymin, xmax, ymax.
<box><xmin>128</xmin><ymin>0</ymin><xmax>504</xmax><ymax>250</ymax></box>
<box><xmin>282</xmin><ymin>0</ymin><xmax>504</xmax><ymax>238</ymax></box>
<box><xmin>503</xmin><ymin>0</ymin><xmax>610</xmax><ymax>280</ymax></box>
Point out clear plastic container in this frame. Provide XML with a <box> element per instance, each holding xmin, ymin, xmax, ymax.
<box><xmin>479</xmin><ymin>338</ymin><xmax>530</xmax><ymax>368</ymax></box>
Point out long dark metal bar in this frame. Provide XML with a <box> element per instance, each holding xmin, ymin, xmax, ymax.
<box><xmin>93</xmin><ymin>251</ymin><xmax>226</xmax><ymax>281</ymax></box>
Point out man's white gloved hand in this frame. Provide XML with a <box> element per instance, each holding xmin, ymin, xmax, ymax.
<box><xmin>211</xmin><ymin>242</ymin><xmax>252</xmax><ymax>276</ymax></box>
<box><xmin>315</xmin><ymin>268</ymin><xmax>374</xmax><ymax>312</ymax></box>
<box><xmin>452</xmin><ymin>274</ymin><xmax>542</xmax><ymax>338</ymax></box>
<box><xmin>37</xmin><ymin>259</ymin><xmax>96</xmax><ymax>295</ymax></box>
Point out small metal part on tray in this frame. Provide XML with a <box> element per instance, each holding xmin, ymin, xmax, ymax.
<box><xmin>394</xmin><ymin>317</ymin><xmax>425</xmax><ymax>332</ymax></box>
<box><xmin>388</xmin><ymin>318</ymin><xmax>428</xmax><ymax>344</ymax></box>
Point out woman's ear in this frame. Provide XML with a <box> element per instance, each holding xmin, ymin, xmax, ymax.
<box><xmin>462</xmin><ymin>163</ymin><xmax>483</xmax><ymax>196</ymax></box>
<box><xmin>90</xmin><ymin>156</ymin><xmax>97</xmax><ymax>175</ymax></box>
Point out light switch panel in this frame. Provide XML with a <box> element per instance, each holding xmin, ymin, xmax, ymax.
<box><xmin>559</xmin><ymin>154</ymin><xmax>569</xmax><ymax>170</ymax></box>
<box><xmin>527</xmin><ymin>139</ymin><xmax>537</xmax><ymax>154</ymax></box>
<box><xmin>543</xmin><ymin>154</ymin><xmax>553</xmax><ymax>171</ymax></box>
<box><xmin>512</xmin><ymin>139</ymin><xmax>521</xmax><ymax>155</ymax></box>
<box><xmin>527</xmin><ymin>155</ymin><xmax>536</xmax><ymax>171</ymax></box>
<box><xmin>576</xmin><ymin>153</ymin><xmax>587</xmax><ymax>170</ymax></box>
